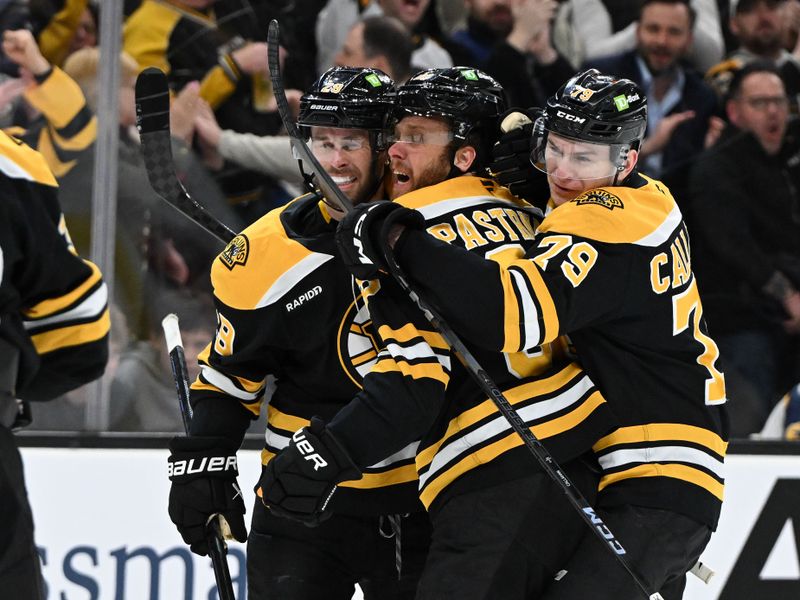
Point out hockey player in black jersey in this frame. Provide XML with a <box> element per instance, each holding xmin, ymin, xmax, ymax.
<box><xmin>0</xmin><ymin>131</ymin><xmax>110</xmax><ymax>599</ymax></box>
<box><xmin>329</xmin><ymin>69</ymin><xmax>729</xmax><ymax>599</ymax></box>
<box><xmin>166</xmin><ymin>66</ymin><xmax>433</xmax><ymax>600</ymax></box>
<box><xmin>259</xmin><ymin>68</ymin><xmax>619</xmax><ymax>600</ymax></box>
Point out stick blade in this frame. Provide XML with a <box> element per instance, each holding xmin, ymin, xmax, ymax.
<box><xmin>135</xmin><ymin>67</ymin><xmax>171</xmax><ymax>135</ymax></box>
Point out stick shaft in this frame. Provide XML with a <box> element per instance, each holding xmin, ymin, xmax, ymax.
<box><xmin>161</xmin><ymin>314</ymin><xmax>236</xmax><ymax>600</ymax></box>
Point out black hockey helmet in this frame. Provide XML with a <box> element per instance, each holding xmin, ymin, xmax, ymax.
<box><xmin>392</xmin><ymin>67</ymin><xmax>507</xmax><ymax>143</ymax></box>
<box><xmin>298</xmin><ymin>66</ymin><xmax>395</xmax><ymax>138</ymax></box>
<box><xmin>541</xmin><ymin>69</ymin><xmax>647</xmax><ymax>150</ymax></box>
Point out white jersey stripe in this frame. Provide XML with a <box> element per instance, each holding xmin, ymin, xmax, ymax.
<box><xmin>598</xmin><ymin>445</ymin><xmax>725</xmax><ymax>479</ymax></box>
<box><xmin>23</xmin><ymin>282</ymin><xmax>107</xmax><ymax>330</ymax></box>
<box><xmin>510</xmin><ymin>268</ymin><xmax>542</xmax><ymax>350</ymax></box>
<box><xmin>200</xmin><ymin>365</ymin><xmax>262</xmax><ymax>401</ymax></box>
<box><xmin>384</xmin><ymin>340</ymin><xmax>452</xmax><ymax>370</ymax></box>
<box><xmin>416</xmin><ymin>196</ymin><xmax>502</xmax><ymax>220</ymax></box>
<box><xmin>256</xmin><ymin>253</ymin><xmax>334</xmax><ymax>308</ymax></box>
<box><xmin>634</xmin><ymin>204</ymin><xmax>683</xmax><ymax>247</ymax></box>
<box><xmin>420</xmin><ymin>374</ymin><xmax>595</xmax><ymax>487</ymax></box>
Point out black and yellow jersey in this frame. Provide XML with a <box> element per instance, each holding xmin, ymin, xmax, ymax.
<box><xmin>33</xmin><ymin>0</ymin><xmax>88</xmax><ymax>67</ymax></box>
<box><xmin>3</xmin><ymin>67</ymin><xmax>96</xmax><ymax>178</ymax></box>
<box><xmin>0</xmin><ymin>131</ymin><xmax>109</xmax><ymax>401</ymax></box>
<box><xmin>391</xmin><ymin>173</ymin><xmax>729</xmax><ymax>528</ymax></box>
<box><xmin>123</xmin><ymin>0</ymin><xmax>281</xmax><ymax>203</ymax></box>
<box><xmin>189</xmin><ymin>193</ymin><xmax>422</xmax><ymax>516</ymax></box>
<box><xmin>328</xmin><ymin>176</ymin><xmax>618</xmax><ymax>511</ymax></box>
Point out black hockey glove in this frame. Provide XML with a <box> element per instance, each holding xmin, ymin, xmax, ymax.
<box><xmin>167</xmin><ymin>436</ymin><xmax>247</xmax><ymax>555</ymax></box>
<box><xmin>490</xmin><ymin>108</ymin><xmax>550</xmax><ymax>208</ymax></box>
<box><xmin>259</xmin><ymin>417</ymin><xmax>362</xmax><ymax>527</ymax></box>
<box><xmin>335</xmin><ymin>200</ymin><xmax>424</xmax><ymax>280</ymax></box>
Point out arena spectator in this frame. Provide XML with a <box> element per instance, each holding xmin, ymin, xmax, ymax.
<box><xmin>554</xmin><ymin>0</ymin><xmax>724</xmax><ymax>71</ymax></box>
<box><xmin>123</xmin><ymin>0</ymin><xmax>291</xmax><ymax>223</ymax></box>
<box><xmin>446</xmin><ymin>0</ymin><xmax>575</xmax><ymax>107</ymax></box>
<box><xmin>1</xmin><ymin>28</ymin><xmax>95</xmax><ymax>177</ymax></box>
<box><xmin>316</xmin><ymin>0</ymin><xmax>453</xmax><ymax>74</ymax></box>
<box><xmin>689</xmin><ymin>62</ymin><xmax>800</xmax><ymax>434</ymax></box>
<box><xmin>335</xmin><ymin>15</ymin><xmax>414</xmax><ymax>83</ymax></box>
<box><xmin>706</xmin><ymin>0</ymin><xmax>800</xmax><ymax>110</ymax></box>
<box><xmin>29</xmin><ymin>0</ymin><xmax>98</xmax><ymax>67</ymax></box>
<box><xmin>194</xmin><ymin>15</ymin><xmax>414</xmax><ymax>191</ymax></box>
<box><xmin>585</xmin><ymin>0</ymin><xmax>722</xmax><ymax>200</ymax></box>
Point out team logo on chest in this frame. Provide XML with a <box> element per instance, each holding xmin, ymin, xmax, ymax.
<box><xmin>219</xmin><ymin>235</ymin><xmax>249</xmax><ymax>270</ymax></box>
<box><xmin>574</xmin><ymin>189</ymin><xmax>624</xmax><ymax>210</ymax></box>
<box><xmin>337</xmin><ymin>295</ymin><xmax>381</xmax><ymax>388</ymax></box>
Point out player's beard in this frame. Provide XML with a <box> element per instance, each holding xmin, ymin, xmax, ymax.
<box><xmin>388</xmin><ymin>150</ymin><xmax>451</xmax><ymax>199</ymax></box>
<box><xmin>351</xmin><ymin>164</ymin><xmax>381</xmax><ymax>206</ymax></box>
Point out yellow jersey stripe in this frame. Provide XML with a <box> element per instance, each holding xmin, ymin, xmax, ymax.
<box><xmin>593</xmin><ymin>423</ymin><xmax>727</xmax><ymax>455</ymax></box>
<box><xmin>30</xmin><ymin>308</ymin><xmax>109</xmax><ymax>354</ymax></box>
<box><xmin>23</xmin><ymin>261</ymin><xmax>103</xmax><ymax>319</ymax></box>
<box><xmin>371</xmin><ymin>358</ymin><xmax>450</xmax><ymax>386</ymax></box>
<box><xmin>598</xmin><ymin>463</ymin><xmax>725</xmax><ymax>501</ymax></box>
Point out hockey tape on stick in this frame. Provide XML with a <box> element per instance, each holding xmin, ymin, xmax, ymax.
<box><xmin>161</xmin><ymin>314</ymin><xmax>236</xmax><ymax>600</ymax></box>
<box><xmin>265</xmin><ymin>19</ymin><xmax>662</xmax><ymax>600</ymax></box>
<box><xmin>135</xmin><ymin>68</ymin><xmax>236</xmax><ymax>245</ymax></box>
<box><xmin>690</xmin><ymin>560</ymin><xmax>715</xmax><ymax>584</ymax></box>
<box><xmin>267</xmin><ymin>20</ymin><xmax>353</xmax><ymax>213</ymax></box>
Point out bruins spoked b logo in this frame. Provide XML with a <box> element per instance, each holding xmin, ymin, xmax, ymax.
<box><xmin>337</xmin><ymin>295</ymin><xmax>381</xmax><ymax>388</ymax></box>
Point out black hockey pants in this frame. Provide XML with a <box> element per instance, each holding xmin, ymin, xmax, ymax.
<box><xmin>0</xmin><ymin>424</ymin><xmax>45</xmax><ymax>600</ymax></box>
<box><xmin>415</xmin><ymin>457</ymin><xmax>600</xmax><ymax>600</ymax></box>
<box><xmin>540</xmin><ymin>504</ymin><xmax>712</xmax><ymax>600</ymax></box>
<box><xmin>247</xmin><ymin>500</ymin><xmax>431</xmax><ymax>599</ymax></box>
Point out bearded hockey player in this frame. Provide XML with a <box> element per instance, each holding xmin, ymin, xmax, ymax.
<box><xmin>328</xmin><ymin>68</ymin><xmax>729</xmax><ymax>599</ymax></box>
<box><xmin>259</xmin><ymin>67</ymin><xmax>619</xmax><ymax>600</ymax></box>
<box><xmin>166</xmin><ymin>67</ymin><xmax>432</xmax><ymax>600</ymax></box>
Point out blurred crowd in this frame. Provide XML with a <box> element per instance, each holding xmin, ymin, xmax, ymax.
<box><xmin>1</xmin><ymin>0</ymin><xmax>799</xmax><ymax>439</ymax></box>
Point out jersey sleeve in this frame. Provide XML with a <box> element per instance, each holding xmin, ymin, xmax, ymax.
<box><xmin>21</xmin><ymin>67</ymin><xmax>97</xmax><ymax>178</ymax></box>
<box><xmin>0</xmin><ymin>137</ymin><xmax>109</xmax><ymax>401</ymax></box>
<box><xmin>188</xmin><ymin>236</ymin><xmax>284</xmax><ymax>441</ymax></box>
<box><xmin>394</xmin><ymin>221</ymin><xmax>630</xmax><ymax>355</ymax></box>
<box><xmin>328</xmin><ymin>277</ymin><xmax>452</xmax><ymax>468</ymax></box>
<box><xmin>188</xmin><ymin>304</ymin><xmax>276</xmax><ymax>441</ymax></box>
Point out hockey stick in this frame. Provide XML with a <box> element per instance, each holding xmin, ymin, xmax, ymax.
<box><xmin>135</xmin><ymin>68</ymin><xmax>237</xmax><ymax>245</ymax></box>
<box><xmin>266</xmin><ymin>21</ymin><xmax>352</xmax><ymax>213</ymax></box>
<box><xmin>267</xmin><ymin>19</ymin><xmax>663</xmax><ymax>600</ymax></box>
<box><xmin>162</xmin><ymin>314</ymin><xmax>236</xmax><ymax>600</ymax></box>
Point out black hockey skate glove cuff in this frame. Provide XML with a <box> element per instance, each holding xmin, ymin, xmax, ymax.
<box><xmin>336</xmin><ymin>201</ymin><xmax>424</xmax><ymax>280</ymax></box>
<box><xmin>259</xmin><ymin>417</ymin><xmax>362</xmax><ymax>527</ymax></box>
<box><xmin>168</xmin><ymin>436</ymin><xmax>247</xmax><ymax>555</ymax></box>
<box><xmin>490</xmin><ymin>108</ymin><xmax>549</xmax><ymax>206</ymax></box>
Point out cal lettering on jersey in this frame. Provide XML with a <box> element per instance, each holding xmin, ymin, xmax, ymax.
<box><xmin>286</xmin><ymin>285</ymin><xmax>323</xmax><ymax>312</ymax></box>
<box><xmin>650</xmin><ymin>233</ymin><xmax>693</xmax><ymax>294</ymax></box>
<box><xmin>426</xmin><ymin>207</ymin><xmax>535</xmax><ymax>247</ymax></box>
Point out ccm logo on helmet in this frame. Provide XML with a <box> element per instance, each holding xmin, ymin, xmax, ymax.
<box><xmin>168</xmin><ymin>456</ymin><xmax>237</xmax><ymax>477</ymax></box>
<box><xmin>556</xmin><ymin>110</ymin><xmax>586</xmax><ymax>124</ymax></box>
<box><xmin>292</xmin><ymin>429</ymin><xmax>329</xmax><ymax>471</ymax></box>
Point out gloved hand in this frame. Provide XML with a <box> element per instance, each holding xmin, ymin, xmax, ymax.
<box><xmin>167</xmin><ymin>436</ymin><xmax>247</xmax><ymax>555</ymax></box>
<box><xmin>335</xmin><ymin>200</ymin><xmax>424</xmax><ymax>280</ymax></box>
<box><xmin>490</xmin><ymin>108</ymin><xmax>550</xmax><ymax>207</ymax></box>
<box><xmin>259</xmin><ymin>417</ymin><xmax>362</xmax><ymax>526</ymax></box>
